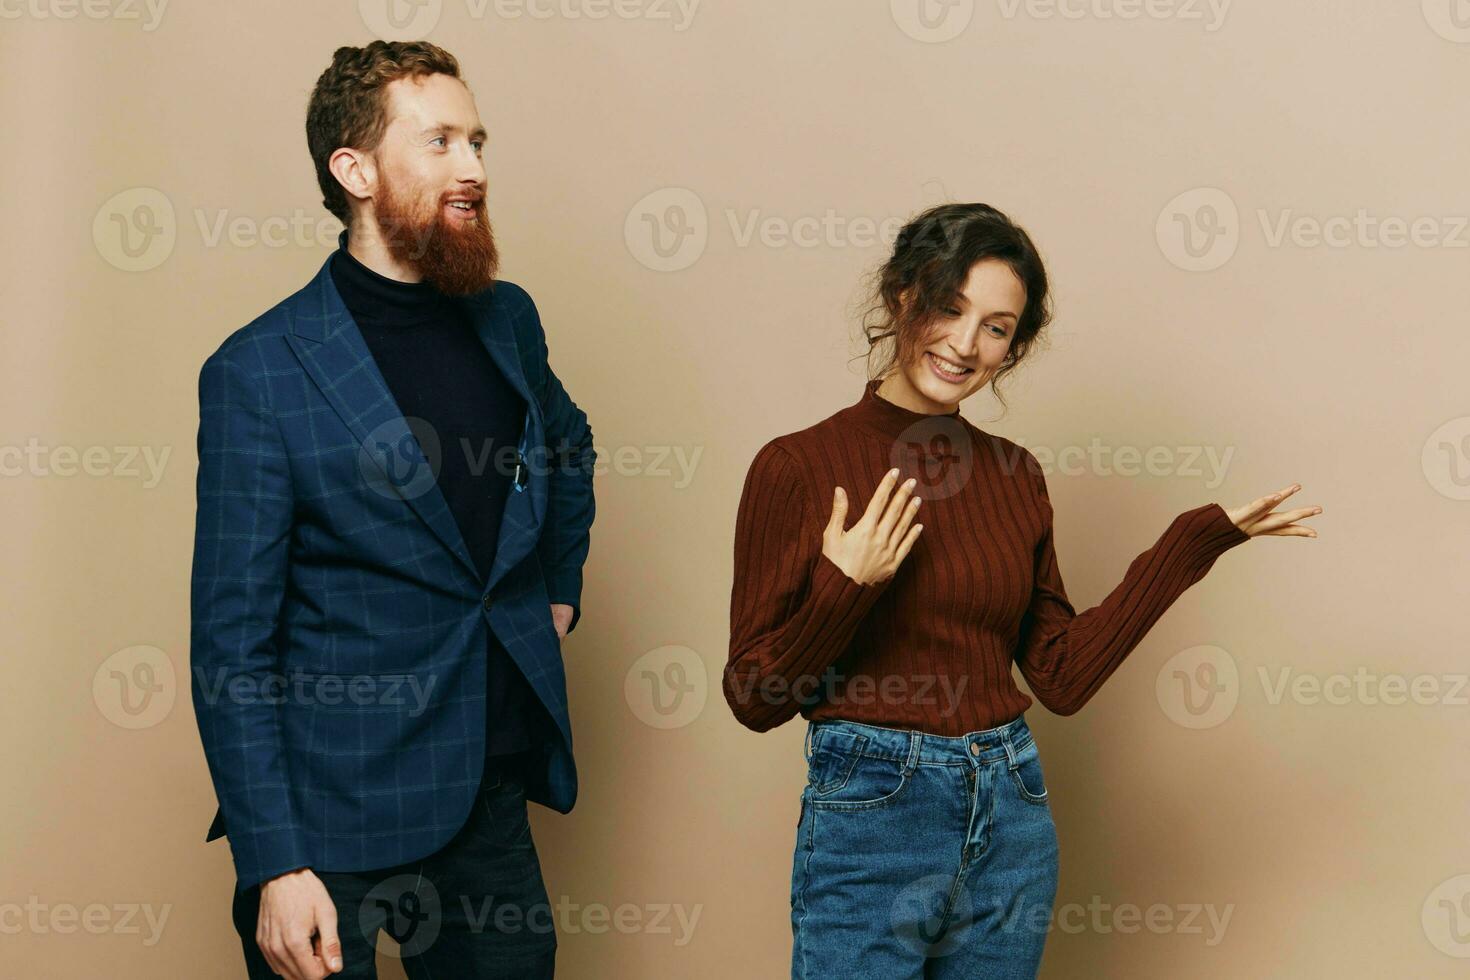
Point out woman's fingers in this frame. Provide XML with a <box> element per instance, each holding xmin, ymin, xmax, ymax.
<box><xmin>1248</xmin><ymin>483</ymin><xmax>1301</xmax><ymax>519</ymax></box>
<box><xmin>893</xmin><ymin>521</ymin><xmax>924</xmax><ymax>565</ymax></box>
<box><xmin>827</xmin><ymin>486</ymin><xmax>849</xmax><ymax>535</ymax></box>
<box><xmin>1227</xmin><ymin>483</ymin><xmax>1316</xmax><ymax>531</ymax></box>
<box><xmin>876</xmin><ymin>476</ymin><xmax>918</xmax><ymax>543</ymax></box>
<box><xmin>1249</xmin><ymin>505</ymin><xmax>1322</xmax><ymax>535</ymax></box>
<box><xmin>818</xmin><ymin>468</ymin><xmax>929</xmax><ymax>585</ymax></box>
<box><xmin>888</xmin><ymin>494</ymin><xmax>921</xmax><ymax>551</ymax></box>
<box><xmin>1258</xmin><ymin>524</ymin><xmax>1318</xmax><ymax>537</ymax></box>
<box><xmin>861</xmin><ymin>468</ymin><xmax>902</xmax><ymax>528</ymax></box>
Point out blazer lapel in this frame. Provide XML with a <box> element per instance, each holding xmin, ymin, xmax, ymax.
<box><xmin>285</xmin><ymin>255</ymin><xmax>482</xmax><ymax>585</ymax></box>
<box><xmin>460</xmin><ymin>288</ymin><xmax>548</xmax><ymax>596</ymax></box>
<box><xmin>283</xmin><ymin>252</ymin><xmax>548</xmax><ymax>598</ymax></box>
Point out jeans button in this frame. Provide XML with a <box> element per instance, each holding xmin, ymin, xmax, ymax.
<box><xmin>969</xmin><ymin>742</ymin><xmax>981</xmax><ymax>756</ymax></box>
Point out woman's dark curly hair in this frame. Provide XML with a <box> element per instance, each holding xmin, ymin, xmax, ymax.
<box><xmin>306</xmin><ymin>40</ymin><xmax>463</xmax><ymax>225</ymax></box>
<box><xmin>859</xmin><ymin>203</ymin><xmax>1052</xmax><ymax>413</ymax></box>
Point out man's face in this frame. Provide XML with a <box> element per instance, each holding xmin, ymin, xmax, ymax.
<box><xmin>369</xmin><ymin>72</ymin><xmax>498</xmax><ymax>296</ymax></box>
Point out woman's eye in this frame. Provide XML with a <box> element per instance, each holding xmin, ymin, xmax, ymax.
<box><xmin>431</xmin><ymin>136</ymin><xmax>446</xmax><ymax>146</ymax></box>
<box><xmin>943</xmin><ymin>307</ymin><xmax>961</xmax><ymax>317</ymax></box>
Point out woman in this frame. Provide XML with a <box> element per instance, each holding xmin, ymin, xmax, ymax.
<box><xmin>723</xmin><ymin>202</ymin><xmax>1321</xmax><ymax>979</ymax></box>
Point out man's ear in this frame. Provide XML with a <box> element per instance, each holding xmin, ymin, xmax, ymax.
<box><xmin>329</xmin><ymin>146</ymin><xmax>374</xmax><ymax>210</ymax></box>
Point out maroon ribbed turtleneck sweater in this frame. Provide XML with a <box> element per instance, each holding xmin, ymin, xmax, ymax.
<box><xmin>724</xmin><ymin>378</ymin><xmax>1253</xmax><ymax>734</ymax></box>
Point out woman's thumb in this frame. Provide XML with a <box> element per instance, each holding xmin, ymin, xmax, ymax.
<box><xmin>827</xmin><ymin>486</ymin><xmax>847</xmax><ymax>530</ymax></box>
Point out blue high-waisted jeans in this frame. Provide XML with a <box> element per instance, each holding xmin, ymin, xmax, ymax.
<box><xmin>790</xmin><ymin>714</ymin><xmax>1060</xmax><ymax>979</ymax></box>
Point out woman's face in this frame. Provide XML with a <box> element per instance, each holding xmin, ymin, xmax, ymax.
<box><xmin>893</xmin><ymin>258</ymin><xmax>1026</xmax><ymax>411</ymax></box>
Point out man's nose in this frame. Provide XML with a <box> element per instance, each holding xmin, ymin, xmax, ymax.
<box><xmin>453</xmin><ymin>147</ymin><xmax>485</xmax><ymax>185</ymax></box>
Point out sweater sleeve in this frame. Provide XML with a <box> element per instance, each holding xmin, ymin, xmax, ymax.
<box><xmin>724</xmin><ymin>441</ymin><xmax>891</xmax><ymax>732</ymax></box>
<box><xmin>1014</xmin><ymin>457</ymin><xmax>1252</xmax><ymax>716</ymax></box>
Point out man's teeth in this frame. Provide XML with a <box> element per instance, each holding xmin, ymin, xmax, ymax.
<box><xmin>449</xmin><ymin>201</ymin><xmax>472</xmax><ymax>210</ymax></box>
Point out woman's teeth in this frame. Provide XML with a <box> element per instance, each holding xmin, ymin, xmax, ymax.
<box><xmin>927</xmin><ymin>352</ymin><xmax>974</xmax><ymax>381</ymax></box>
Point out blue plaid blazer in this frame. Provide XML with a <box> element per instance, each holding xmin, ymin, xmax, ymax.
<box><xmin>190</xmin><ymin>253</ymin><xmax>595</xmax><ymax>891</ymax></box>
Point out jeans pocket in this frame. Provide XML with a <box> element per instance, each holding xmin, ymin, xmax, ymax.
<box><xmin>808</xmin><ymin>734</ymin><xmax>910</xmax><ymax>811</ymax></box>
<box><xmin>807</xmin><ymin>731</ymin><xmax>868</xmax><ymax>795</ymax></box>
<box><xmin>1009</xmin><ymin>737</ymin><xmax>1050</xmax><ymax>805</ymax></box>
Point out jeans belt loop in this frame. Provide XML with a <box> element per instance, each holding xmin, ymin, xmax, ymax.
<box><xmin>1001</xmin><ymin>726</ymin><xmax>1020</xmax><ymax>771</ymax></box>
<box><xmin>903</xmin><ymin>731</ymin><xmax>922</xmax><ymax>775</ymax></box>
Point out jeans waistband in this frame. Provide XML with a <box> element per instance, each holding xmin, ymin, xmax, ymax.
<box><xmin>804</xmin><ymin>715</ymin><xmax>1035</xmax><ymax>769</ymax></box>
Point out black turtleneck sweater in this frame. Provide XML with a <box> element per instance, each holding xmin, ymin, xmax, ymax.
<box><xmin>329</xmin><ymin>234</ymin><xmax>549</xmax><ymax>757</ymax></box>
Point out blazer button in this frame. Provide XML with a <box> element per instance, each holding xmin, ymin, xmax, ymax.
<box><xmin>482</xmin><ymin>594</ymin><xmax>493</xmax><ymax>612</ymax></box>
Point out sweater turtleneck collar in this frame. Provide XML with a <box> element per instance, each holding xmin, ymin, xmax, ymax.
<box><xmin>845</xmin><ymin>377</ymin><xmax>964</xmax><ymax>442</ymax></box>
<box><xmin>329</xmin><ymin>228</ymin><xmax>459</xmax><ymax>326</ymax></box>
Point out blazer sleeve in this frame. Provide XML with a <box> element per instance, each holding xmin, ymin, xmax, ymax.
<box><xmin>1014</xmin><ymin>453</ymin><xmax>1253</xmax><ymax>716</ymax></box>
<box><xmin>723</xmin><ymin>441</ymin><xmax>891</xmax><ymax>732</ymax></box>
<box><xmin>189</xmin><ymin>350</ymin><xmax>310</xmax><ymax>891</ymax></box>
<box><xmin>517</xmin><ymin>289</ymin><xmax>596</xmax><ymax>635</ymax></box>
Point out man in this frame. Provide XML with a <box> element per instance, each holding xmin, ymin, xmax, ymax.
<box><xmin>190</xmin><ymin>40</ymin><xmax>595</xmax><ymax>979</ymax></box>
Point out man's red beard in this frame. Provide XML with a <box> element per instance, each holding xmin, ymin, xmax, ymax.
<box><xmin>373</xmin><ymin>175</ymin><xmax>500</xmax><ymax>297</ymax></box>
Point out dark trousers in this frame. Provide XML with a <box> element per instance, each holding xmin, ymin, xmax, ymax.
<box><xmin>231</xmin><ymin>752</ymin><xmax>556</xmax><ymax>978</ymax></box>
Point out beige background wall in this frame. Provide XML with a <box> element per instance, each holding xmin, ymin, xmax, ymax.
<box><xmin>4</xmin><ymin>1</ymin><xmax>1468</xmax><ymax>976</ymax></box>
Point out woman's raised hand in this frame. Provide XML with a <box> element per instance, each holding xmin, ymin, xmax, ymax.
<box><xmin>822</xmin><ymin>468</ymin><xmax>924</xmax><ymax>586</ymax></box>
<box><xmin>1224</xmin><ymin>483</ymin><xmax>1322</xmax><ymax>538</ymax></box>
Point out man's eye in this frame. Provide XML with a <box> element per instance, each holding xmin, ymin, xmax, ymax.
<box><xmin>430</xmin><ymin>136</ymin><xmax>446</xmax><ymax>146</ymax></box>
<box><xmin>471</xmin><ymin>141</ymin><xmax>484</xmax><ymax>152</ymax></box>
<box><xmin>943</xmin><ymin>307</ymin><xmax>961</xmax><ymax>317</ymax></box>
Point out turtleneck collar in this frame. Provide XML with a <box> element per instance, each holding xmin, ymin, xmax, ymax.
<box><xmin>329</xmin><ymin>228</ymin><xmax>459</xmax><ymax>326</ymax></box>
<box><xmin>844</xmin><ymin>377</ymin><xmax>965</xmax><ymax>442</ymax></box>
